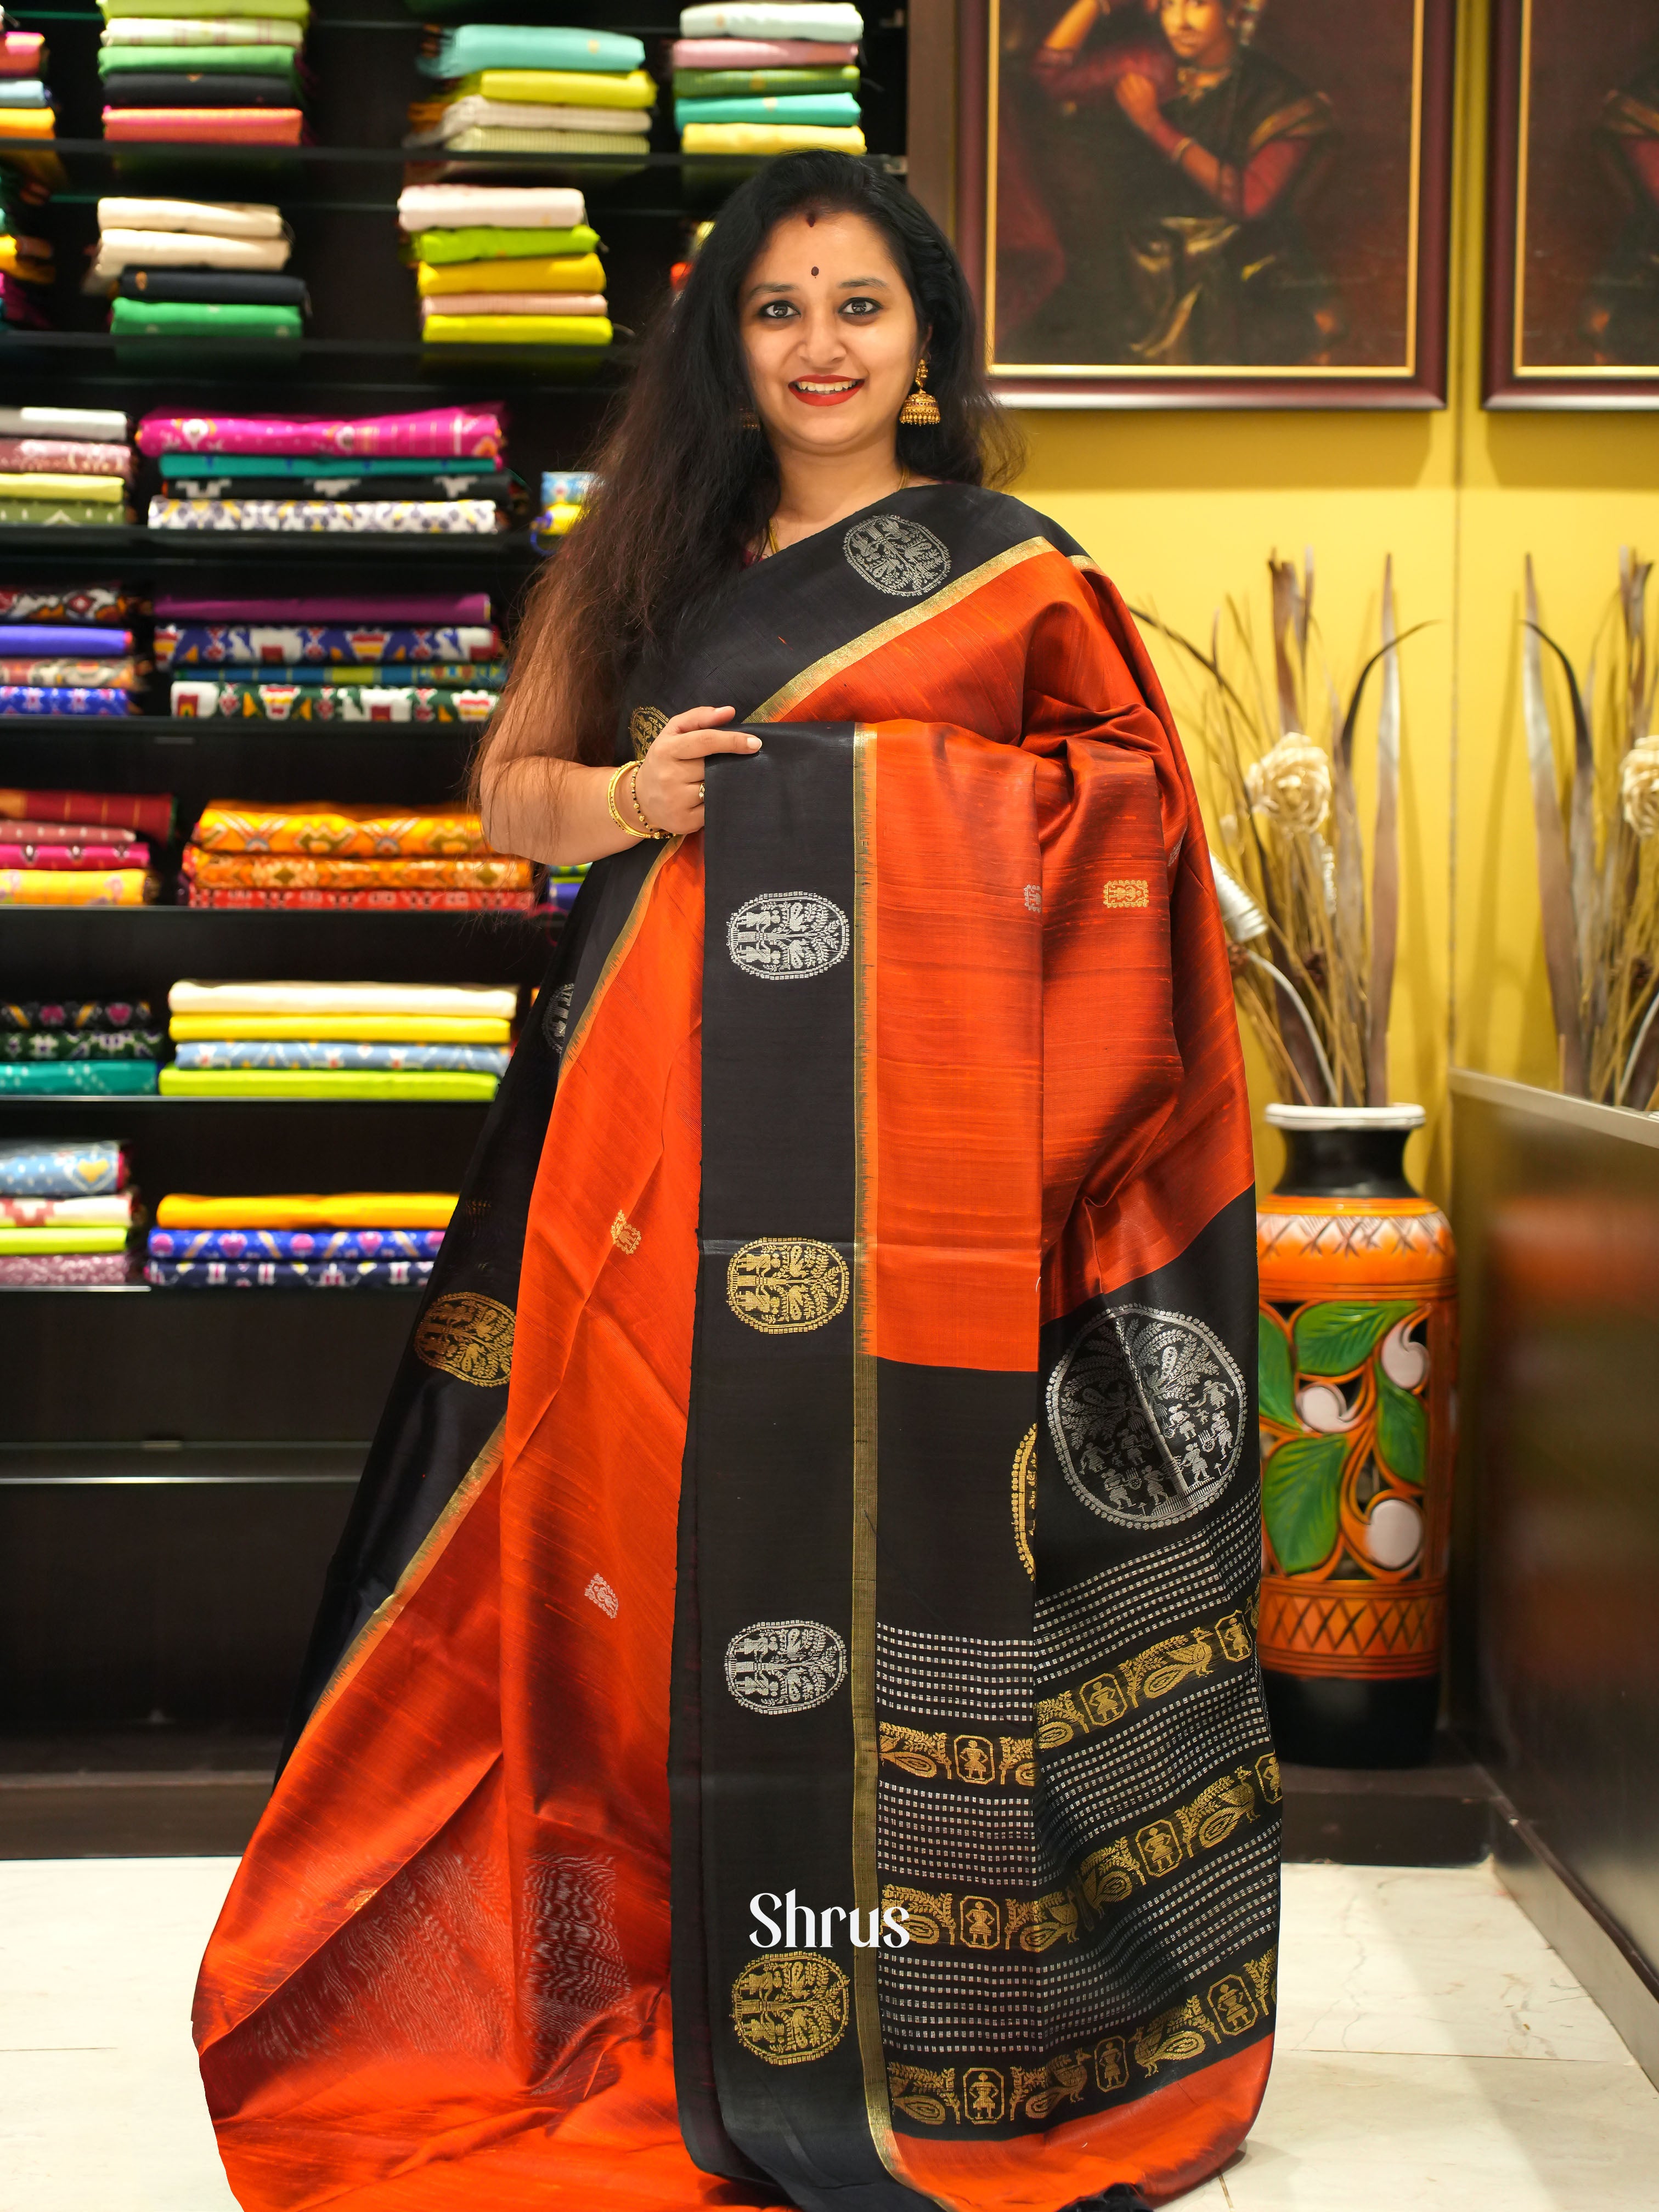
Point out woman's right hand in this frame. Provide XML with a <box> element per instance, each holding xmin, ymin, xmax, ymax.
<box><xmin>632</xmin><ymin>705</ymin><xmax>762</xmax><ymax>836</ymax></box>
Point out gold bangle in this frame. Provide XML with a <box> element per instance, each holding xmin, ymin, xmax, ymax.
<box><xmin>606</xmin><ymin>761</ymin><xmax>652</xmax><ymax>839</ymax></box>
<box><xmin>1170</xmin><ymin>135</ymin><xmax>1195</xmax><ymax>166</ymax></box>
<box><xmin>627</xmin><ymin>762</ymin><xmax>669</xmax><ymax>840</ymax></box>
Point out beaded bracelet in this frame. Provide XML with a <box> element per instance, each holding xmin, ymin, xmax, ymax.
<box><xmin>627</xmin><ymin>763</ymin><xmax>670</xmax><ymax>841</ymax></box>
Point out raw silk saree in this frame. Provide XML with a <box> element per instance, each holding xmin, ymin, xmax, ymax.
<box><xmin>195</xmin><ymin>485</ymin><xmax>1275</xmax><ymax>2212</ymax></box>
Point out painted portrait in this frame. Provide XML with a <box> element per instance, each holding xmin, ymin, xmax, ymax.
<box><xmin>966</xmin><ymin>0</ymin><xmax>1453</xmax><ymax>404</ymax></box>
<box><xmin>1488</xmin><ymin>0</ymin><xmax>1659</xmax><ymax>403</ymax></box>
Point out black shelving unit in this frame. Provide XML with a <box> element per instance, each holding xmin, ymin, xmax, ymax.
<box><xmin>0</xmin><ymin>0</ymin><xmax>910</xmax><ymax>1757</ymax></box>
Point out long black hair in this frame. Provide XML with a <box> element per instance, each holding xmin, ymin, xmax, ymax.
<box><xmin>480</xmin><ymin>152</ymin><xmax>1023</xmax><ymax>774</ymax></box>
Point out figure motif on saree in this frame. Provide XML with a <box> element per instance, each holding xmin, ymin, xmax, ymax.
<box><xmin>730</xmin><ymin>1951</ymin><xmax>850</xmax><ymax>2064</ymax></box>
<box><xmin>724</xmin><ymin>1618</ymin><xmax>848</xmax><ymax>1714</ymax></box>
<box><xmin>842</xmin><ymin>511</ymin><xmax>952</xmax><ymax>597</ymax></box>
<box><xmin>629</xmin><ymin>704</ymin><xmax>667</xmax><ymax>761</ymax></box>
<box><xmin>726</xmin><ymin>891</ymin><xmax>850</xmax><ymax>981</ymax></box>
<box><xmin>1047</xmin><ymin>1302</ymin><xmax>1245</xmax><ymax>1527</ymax></box>
<box><xmin>726</xmin><ymin>1237</ymin><xmax>851</xmax><ymax>1333</ymax></box>
<box><xmin>413</xmin><ymin>1290</ymin><xmax>515</xmax><ymax>1385</ymax></box>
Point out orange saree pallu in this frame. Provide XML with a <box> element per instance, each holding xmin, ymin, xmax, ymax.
<box><xmin>196</xmin><ymin>488</ymin><xmax>1276</xmax><ymax>2212</ymax></box>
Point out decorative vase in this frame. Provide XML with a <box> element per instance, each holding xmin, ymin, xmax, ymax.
<box><xmin>1255</xmin><ymin>1103</ymin><xmax>1458</xmax><ymax>1768</ymax></box>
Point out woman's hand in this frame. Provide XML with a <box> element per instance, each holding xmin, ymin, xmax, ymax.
<box><xmin>633</xmin><ymin>705</ymin><xmax>762</xmax><ymax>835</ymax></box>
<box><xmin>1115</xmin><ymin>70</ymin><xmax>1163</xmax><ymax>130</ymax></box>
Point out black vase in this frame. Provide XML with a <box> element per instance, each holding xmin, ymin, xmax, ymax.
<box><xmin>1257</xmin><ymin>1105</ymin><xmax>1455</xmax><ymax>1769</ymax></box>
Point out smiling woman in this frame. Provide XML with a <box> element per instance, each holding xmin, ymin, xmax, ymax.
<box><xmin>193</xmin><ymin>152</ymin><xmax>1277</xmax><ymax>2212</ymax></box>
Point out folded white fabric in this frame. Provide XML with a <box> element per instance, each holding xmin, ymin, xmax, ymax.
<box><xmin>96</xmin><ymin>196</ymin><xmax>286</xmax><ymax>238</ymax></box>
<box><xmin>679</xmin><ymin>2</ymin><xmax>864</xmax><ymax>38</ymax></box>
<box><xmin>416</xmin><ymin>97</ymin><xmax>650</xmax><ymax>138</ymax></box>
<box><xmin>0</xmin><ymin>405</ymin><xmax>129</xmax><ymax>441</ymax></box>
<box><xmin>417</xmin><ymin>291</ymin><xmax>607</xmax><ymax>318</ymax></box>
<box><xmin>396</xmin><ymin>183</ymin><xmax>586</xmax><ymax>232</ymax></box>
<box><xmin>88</xmin><ymin>229</ymin><xmax>292</xmax><ymax>286</ymax></box>
<box><xmin>170</xmin><ymin>980</ymin><xmax>519</xmax><ymax>1021</ymax></box>
<box><xmin>101</xmin><ymin>15</ymin><xmax>303</xmax><ymax>40</ymax></box>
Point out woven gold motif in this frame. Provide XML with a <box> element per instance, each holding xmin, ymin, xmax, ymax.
<box><xmin>1012</xmin><ymin>1422</ymin><xmax>1037</xmax><ymax>1578</ymax></box>
<box><xmin>610</xmin><ymin>1211</ymin><xmax>641</xmax><ymax>1254</ymax></box>
<box><xmin>413</xmin><ymin>1291</ymin><xmax>515</xmax><ymax>1385</ymax></box>
<box><xmin>726</xmin><ymin>1238</ymin><xmax>850</xmax><ymax>1334</ymax></box>
<box><xmin>1102</xmin><ymin>878</ymin><xmax>1150</xmax><ymax>909</ymax></box>
<box><xmin>730</xmin><ymin>1950</ymin><xmax>849</xmax><ymax>2065</ymax></box>
<box><xmin>889</xmin><ymin>2062</ymin><xmax>961</xmax><ymax>2125</ymax></box>
<box><xmin>1032</xmin><ymin>1600</ymin><xmax>1255</xmax><ymax>1752</ymax></box>
<box><xmin>630</xmin><ymin>704</ymin><xmax>667</xmax><ymax>761</ymax></box>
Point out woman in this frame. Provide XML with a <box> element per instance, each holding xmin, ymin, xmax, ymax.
<box><xmin>194</xmin><ymin>153</ymin><xmax>1275</xmax><ymax>2212</ymax></box>
<box><xmin>1018</xmin><ymin>0</ymin><xmax>1339</xmax><ymax>365</ymax></box>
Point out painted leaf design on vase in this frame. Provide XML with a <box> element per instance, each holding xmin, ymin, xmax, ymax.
<box><xmin>1375</xmin><ymin>1371</ymin><xmax>1427</xmax><ymax>1487</ymax></box>
<box><xmin>1258</xmin><ymin>1317</ymin><xmax>1297</xmax><ymax>1427</ymax></box>
<box><xmin>1291</xmin><ymin>1298</ymin><xmax>1415</xmax><ymax>1376</ymax></box>
<box><xmin>1261</xmin><ymin>1433</ymin><xmax>1347</xmax><ymax>1575</ymax></box>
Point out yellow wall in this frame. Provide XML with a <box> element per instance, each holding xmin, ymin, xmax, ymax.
<box><xmin>1008</xmin><ymin>0</ymin><xmax>1659</xmax><ymax>1203</ymax></box>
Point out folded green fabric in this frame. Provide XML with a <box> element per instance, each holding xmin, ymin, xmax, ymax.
<box><xmin>0</xmin><ymin>498</ymin><xmax>124</xmax><ymax>524</ymax></box>
<box><xmin>101</xmin><ymin>0</ymin><xmax>310</xmax><ymax>18</ymax></box>
<box><xmin>0</xmin><ymin>1061</ymin><xmax>156</xmax><ymax>1093</ymax></box>
<box><xmin>98</xmin><ymin>45</ymin><xmax>298</xmax><ymax>72</ymax></box>
<box><xmin>0</xmin><ymin>1224</ymin><xmax>130</xmax><ymax>1252</ymax></box>
<box><xmin>674</xmin><ymin>66</ymin><xmax>859</xmax><ymax>96</ymax></box>
<box><xmin>111</xmin><ymin>298</ymin><xmax>302</xmax><ymax>338</ymax></box>
<box><xmin>675</xmin><ymin>92</ymin><xmax>860</xmax><ymax>127</ymax></box>
<box><xmin>413</xmin><ymin>223</ymin><xmax>598</xmax><ymax>264</ymax></box>
<box><xmin>158</xmin><ymin>1068</ymin><xmax>500</xmax><ymax>1100</ymax></box>
<box><xmin>420</xmin><ymin>25</ymin><xmax>644</xmax><ymax>77</ymax></box>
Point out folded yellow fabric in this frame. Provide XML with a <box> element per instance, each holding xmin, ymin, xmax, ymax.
<box><xmin>160</xmin><ymin>1068</ymin><xmax>500</xmax><ymax>1101</ymax></box>
<box><xmin>417</xmin><ymin>251</ymin><xmax>605</xmax><ymax>296</ymax></box>
<box><xmin>422</xmin><ymin>313</ymin><xmax>613</xmax><ymax>346</ymax></box>
<box><xmin>0</xmin><ymin>869</ymin><xmax>154</xmax><ymax>906</ymax></box>
<box><xmin>169</xmin><ymin>979</ymin><xmax>516</xmax><ymax>1019</ymax></box>
<box><xmin>156</xmin><ymin>1192</ymin><xmax>458</xmax><ymax>1228</ymax></box>
<box><xmin>681</xmin><ymin>121</ymin><xmax>865</xmax><ymax>152</ymax></box>
<box><xmin>0</xmin><ymin>1226</ymin><xmax>129</xmax><ymax>1252</ymax></box>
<box><xmin>0</xmin><ymin>472</ymin><xmax>125</xmax><ymax>500</ymax></box>
<box><xmin>169</xmin><ymin>1013</ymin><xmax>512</xmax><ymax>1042</ymax></box>
<box><xmin>0</xmin><ymin>238</ymin><xmax>53</xmax><ymax>282</ymax></box>
<box><xmin>455</xmin><ymin>67</ymin><xmax>656</xmax><ymax>108</ymax></box>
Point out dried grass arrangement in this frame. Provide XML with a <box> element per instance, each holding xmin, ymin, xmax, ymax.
<box><xmin>1521</xmin><ymin>550</ymin><xmax>1659</xmax><ymax>1107</ymax></box>
<box><xmin>1139</xmin><ymin>553</ymin><xmax>1410</xmax><ymax>1108</ymax></box>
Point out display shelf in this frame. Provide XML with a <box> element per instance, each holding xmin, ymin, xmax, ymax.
<box><xmin>0</xmin><ymin>526</ymin><xmax>543</xmax><ymax>563</ymax></box>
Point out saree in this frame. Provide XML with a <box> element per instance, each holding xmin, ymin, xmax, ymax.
<box><xmin>196</xmin><ymin>484</ymin><xmax>1273</xmax><ymax>2211</ymax></box>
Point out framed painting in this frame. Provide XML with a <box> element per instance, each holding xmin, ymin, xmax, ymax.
<box><xmin>1487</xmin><ymin>0</ymin><xmax>1659</xmax><ymax>406</ymax></box>
<box><xmin>954</xmin><ymin>0</ymin><xmax>1455</xmax><ymax>407</ymax></box>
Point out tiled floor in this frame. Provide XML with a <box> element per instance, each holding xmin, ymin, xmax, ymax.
<box><xmin>1</xmin><ymin>1856</ymin><xmax>1655</xmax><ymax>2210</ymax></box>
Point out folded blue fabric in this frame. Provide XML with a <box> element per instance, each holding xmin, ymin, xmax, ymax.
<box><xmin>171</xmin><ymin>1041</ymin><xmax>510</xmax><ymax>1073</ymax></box>
<box><xmin>148</xmin><ymin>1227</ymin><xmax>446</xmax><ymax>1260</ymax></box>
<box><xmin>147</xmin><ymin>1257</ymin><xmax>435</xmax><ymax>1289</ymax></box>
<box><xmin>0</xmin><ymin>687</ymin><xmax>134</xmax><ymax>717</ymax></box>
<box><xmin>0</xmin><ymin>1138</ymin><xmax>125</xmax><ymax>1197</ymax></box>
<box><xmin>674</xmin><ymin>92</ymin><xmax>860</xmax><ymax>126</ymax></box>
<box><xmin>419</xmin><ymin>24</ymin><xmax>644</xmax><ymax>77</ymax></box>
<box><xmin>0</xmin><ymin>625</ymin><xmax>131</xmax><ymax>655</ymax></box>
<box><xmin>0</xmin><ymin>81</ymin><xmax>49</xmax><ymax>106</ymax></box>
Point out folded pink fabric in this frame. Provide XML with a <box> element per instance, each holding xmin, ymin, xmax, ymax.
<box><xmin>0</xmin><ymin>438</ymin><xmax>131</xmax><ymax>478</ymax></box>
<box><xmin>671</xmin><ymin>37</ymin><xmax>858</xmax><ymax>65</ymax></box>
<box><xmin>103</xmin><ymin>108</ymin><xmax>305</xmax><ymax>144</ymax></box>
<box><xmin>137</xmin><ymin>407</ymin><xmax>504</xmax><ymax>460</ymax></box>
<box><xmin>417</xmin><ymin>293</ymin><xmax>606</xmax><ymax>319</ymax></box>
<box><xmin>0</xmin><ymin>32</ymin><xmax>43</xmax><ymax>75</ymax></box>
<box><xmin>155</xmin><ymin>592</ymin><xmax>493</xmax><ymax>622</ymax></box>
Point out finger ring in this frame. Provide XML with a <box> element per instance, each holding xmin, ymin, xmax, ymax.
<box><xmin>697</xmin><ymin>781</ymin><xmax>706</xmax><ymax>803</ymax></box>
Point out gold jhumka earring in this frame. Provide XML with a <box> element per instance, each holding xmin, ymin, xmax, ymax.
<box><xmin>898</xmin><ymin>357</ymin><xmax>940</xmax><ymax>425</ymax></box>
<box><xmin>737</xmin><ymin>406</ymin><xmax>760</xmax><ymax>430</ymax></box>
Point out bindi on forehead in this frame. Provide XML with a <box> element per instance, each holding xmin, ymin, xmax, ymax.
<box><xmin>811</xmin><ymin>266</ymin><xmax>819</xmax><ymax>276</ymax></box>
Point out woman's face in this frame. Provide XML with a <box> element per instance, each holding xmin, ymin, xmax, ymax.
<box><xmin>1158</xmin><ymin>0</ymin><xmax>1238</xmax><ymax>67</ymax></box>
<box><xmin>739</xmin><ymin>209</ymin><xmax>923</xmax><ymax>462</ymax></box>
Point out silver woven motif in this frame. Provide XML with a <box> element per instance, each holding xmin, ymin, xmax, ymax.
<box><xmin>541</xmin><ymin>978</ymin><xmax>574</xmax><ymax>1054</ymax></box>
<box><xmin>726</xmin><ymin>891</ymin><xmax>850</xmax><ymax>981</ymax></box>
<box><xmin>725</xmin><ymin>1618</ymin><xmax>848</xmax><ymax>1714</ymax></box>
<box><xmin>843</xmin><ymin>514</ymin><xmax>951</xmax><ymax>599</ymax></box>
<box><xmin>1046</xmin><ymin>1305</ymin><xmax>1244</xmax><ymax>1530</ymax></box>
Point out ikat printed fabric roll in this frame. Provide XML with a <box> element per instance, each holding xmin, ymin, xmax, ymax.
<box><xmin>149</xmin><ymin>1226</ymin><xmax>444</xmax><ymax>1259</ymax></box>
<box><xmin>0</xmin><ymin>866</ymin><xmax>155</xmax><ymax>904</ymax></box>
<box><xmin>180</xmin><ymin>885</ymin><xmax>535</xmax><ymax>911</ymax></box>
<box><xmin>0</xmin><ymin>787</ymin><xmax>171</xmax><ymax>834</ymax></box>
<box><xmin>0</xmin><ymin>1252</ymin><xmax>132</xmax><ymax>1284</ymax></box>
<box><xmin>148</xmin><ymin>496</ymin><xmax>498</xmax><ymax>534</ymax></box>
<box><xmin>0</xmin><ymin>687</ymin><xmax>135</xmax><ymax>716</ymax></box>
<box><xmin>0</xmin><ymin>1193</ymin><xmax>134</xmax><ymax>1224</ymax></box>
<box><xmin>674</xmin><ymin>0</ymin><xmax>864</xmax><ymax>151</ymax></box>
<box><xmin>2</xmin><ymin>1025</ymin><xmax>163</xmax><ymax>1056</ymax></box>
<box><xmin>0</xmin><ymin>838</ymin><xmax>149</xmax><ymax>867</ymax></box>
<box><xmin>0</xmin><ymin>439</ymin><xmax>132</xmax><ymax>476</ymax></box>
<box><xmin>172</xmin><ymin>680</ymin><xmax>495</xmax><ymax>719</ymax></box>
<box><xmin>1</xmin><ymin>995</ymin><xmax>153</xmax><ymax>1028</ymax></box>
<box><xmin>171</xmin><ymin>1041</ymin><xmax>507</xmax><ymax>1071</ymax></box>
<box><xmin>181</xmin><ymin>850</ymin><xmax>527</xmax><ymax>889</ymax></box>
<box><xmin>147</xmin><ymin>1257</ymin><xmax>435</xmax><ymax>1289</ymax></box>
<box><xmin>136</xmin><ymin>404</ymin><xmax>504</xmax><ymax>457</ymax></box>
<box><xmin>0</xmin><ymin>659</ymin><xmax>141</xmax><ymax>689</ymax></box>
<box><xmin>0</xmin><ymin>582</ymin><xmax>131</xmax><ymax>623</ymax></box>
<box><xmin>187</xmin><ymin>802</ymin><xmax>492</xmax><ymax>853</ymax></box>
<box><xmin>0</xmin><ymin>1138</ymin><xmax>127</xmax><ymax>1195</ymax></box>
<box><xmin>154</xmin><ymin>1189</ymin><xmax>455</xmax><ymax>1227</ymax></box>
<box><xmin>157</xmin><ymin>622</ymin><xmax>499</xmax><ymax>665</ymax></box>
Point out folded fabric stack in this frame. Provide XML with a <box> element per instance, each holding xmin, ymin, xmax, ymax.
<box><xmin>99</xmin><ymin>0</ymin><xmax>308</xmax><ymax>146</ymax></box>
<box><xmin>0</xmin><ymin>403</ymin><xmax>132</xmax><ymax>530</ymax></box>
<box><xmin>0</xmin><ymin>147</ymin><xmax>54</xmax><ymax>330</ymax></box>
<box><xmin>162</xmin><ymin>595</ymin><xmax>503</xmax><ymax>719</ymax></box>
<box><xmin>0</xmin><ymin>569</ymin><xmax>143</xmax><ymax>716</ymax></box>
<box><xmin>138</xmin><ymin>402</ymin><xmax>510</xmax><ymax>532</ymax></box>
<box><xmin>399</xmin><ymin>184</ymin><xmax>611</xmax><ymax>351</ymax></box>
<box><xmin>675</xmin><ymin>1</ymin><xmax>864</xmax><ymax>154</ymax></box>
<box><xmin>0</xmin><ymin>783</ymin><xmax>168</xmax><ymax>902</ymax></box>
<box><xmin>160</xmin><ymin>980</ymin><xmax>515</xmax><ymax>1099</ymax></box>
<box><xmin>407</xmin><ymin>21</ymin><xmax>652</xmax><ymax>160</ymax></box>
<box><xmin>533</xmin><ymin>469</ymin><xmax>591</xmax><ymax>545</ymax></box>
<box><xmin>0</xmin><ymin>1138</ymin><xmax>137</xmax><ymax>1285</ymax></box>
<box><xmin>148</xmin><ymin>1187</ymin><xmax>452</xmax><ymax>1289</ymax></box>
<box><xmin>176</xmin><ymin>803</ymin><xmax>530</xmax><ymax>910</ymax></box>
<box><xmin>0</xmin><ymin>994</ymin><xmax>163</xmax><ymax>1094</ymax></box>
<box><xmin>89</xmin><ymin>197</ymin><xmax>304</xmax><ymax>348</ymax></box>
<box><xmin>0</xmin><ymin>12</ymin><xmax>57</xmax><ymax>155</ymax></box>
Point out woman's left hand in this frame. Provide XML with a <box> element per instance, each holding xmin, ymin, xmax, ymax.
<box><xmin>633</xmin><ymin>704</ymin><xmax>763</xmax><ymax>836</ymax></box>
<box><xmin>1115</xmin><ymin>71</ymin><xmax>1162</xmax><ymax>129</ymax></box>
